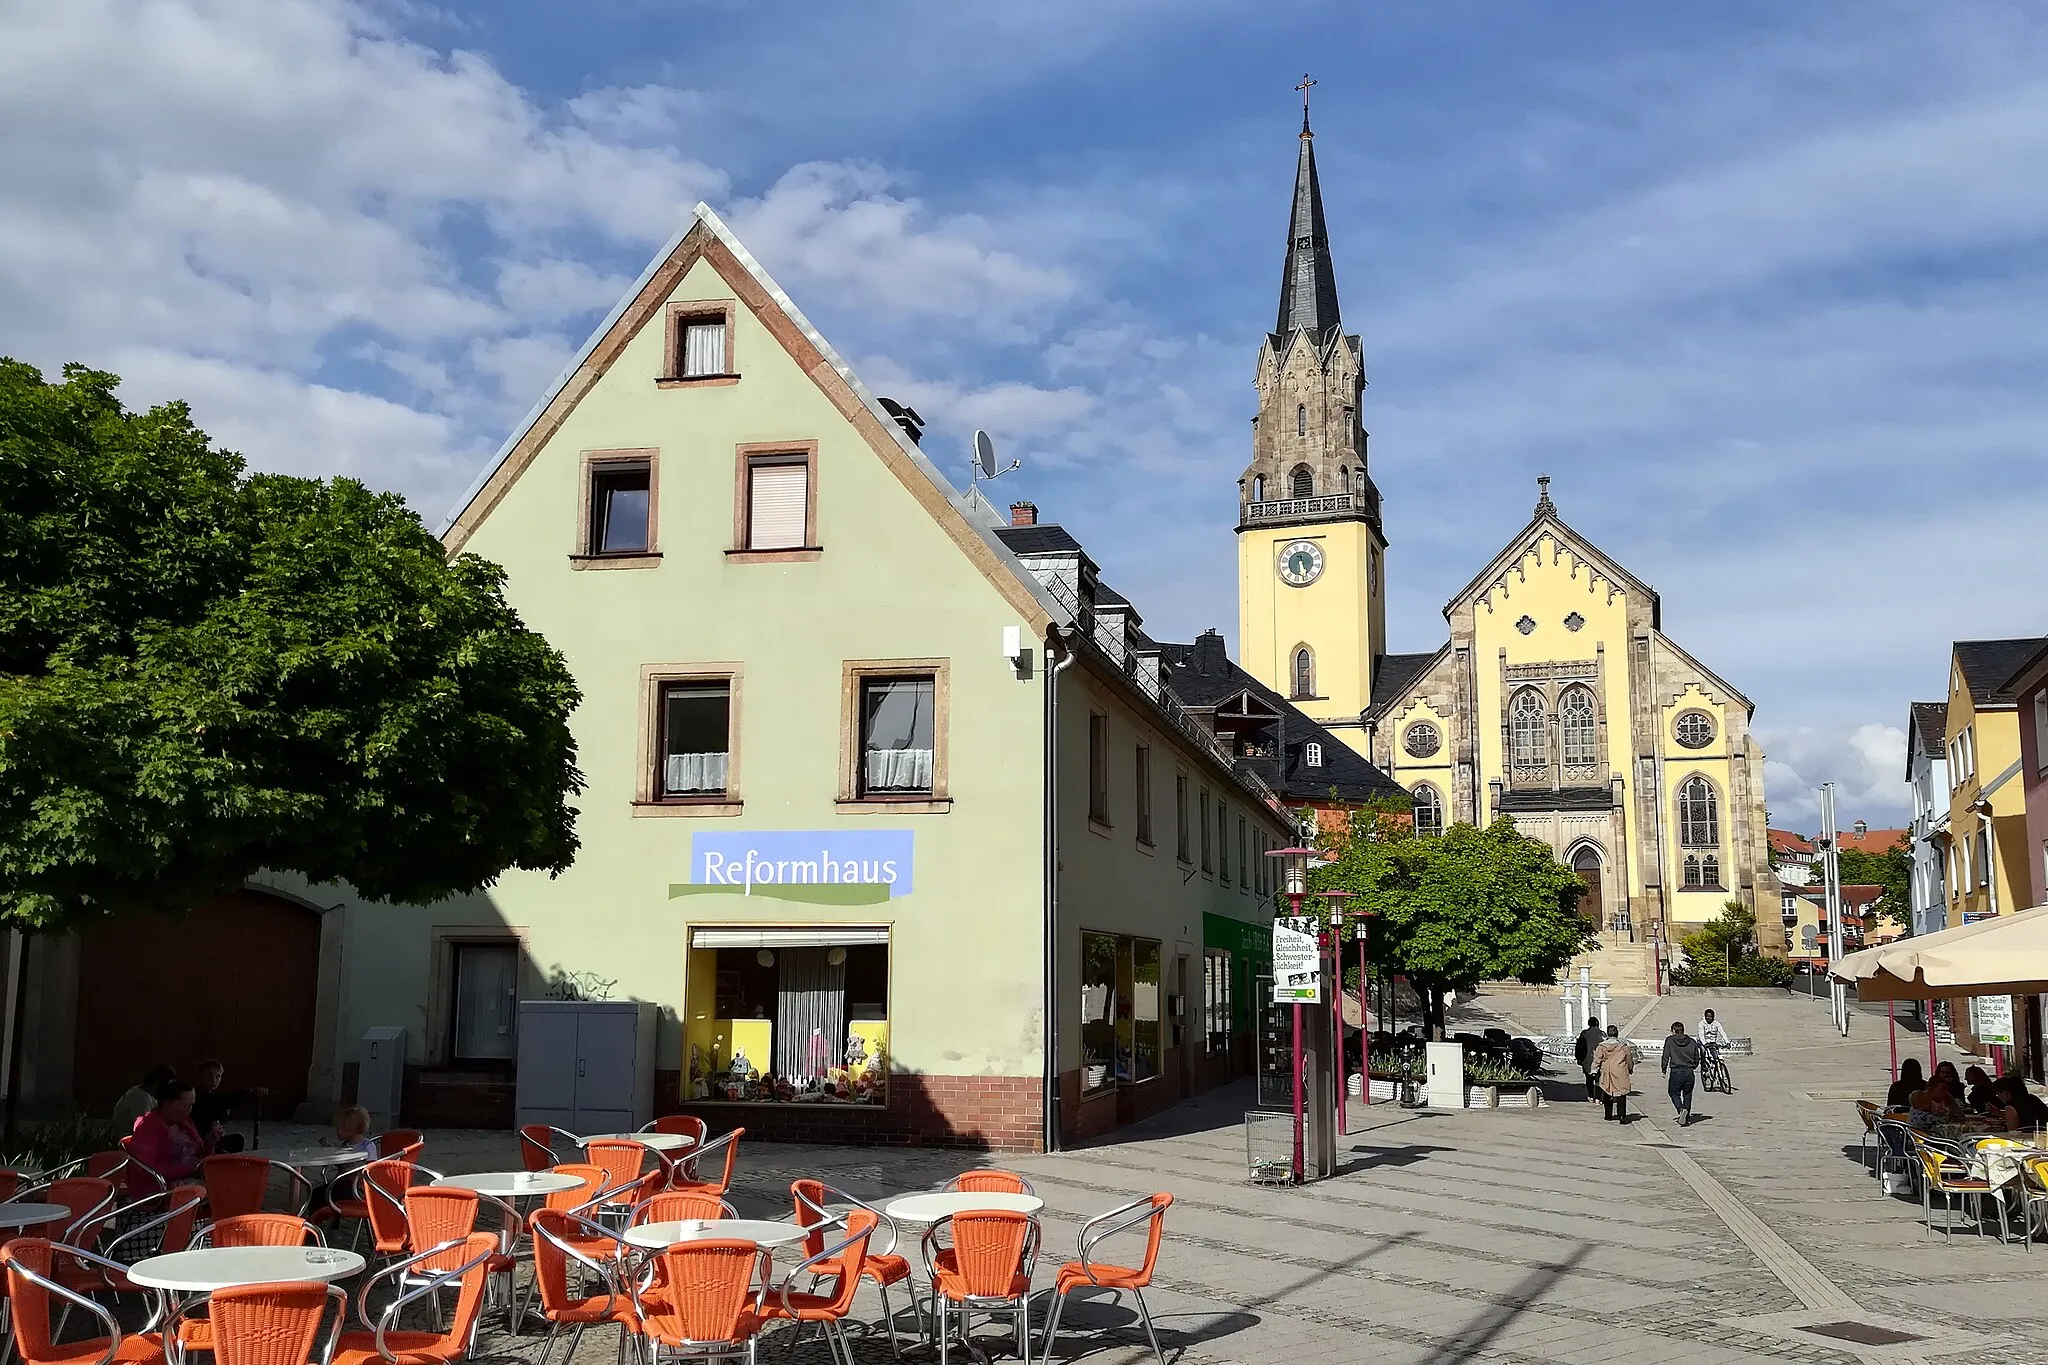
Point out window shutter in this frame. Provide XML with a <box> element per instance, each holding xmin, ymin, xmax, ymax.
<box><xmin>748</xmin><ymin>462</ymin><xmax>808</xmax><ymax>549</ymax></box>
<box><xmin>682</xmin><ymin>320</ymin><xmax>726</xmax><ymax>376</ymax></box>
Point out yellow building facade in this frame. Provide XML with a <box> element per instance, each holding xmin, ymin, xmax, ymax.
<box><xmin>1234</xmin><ymin>115</ymin><xmax>1779</xmax><ymax>962</ymax></box>
<box><xmin>1941</xmin><ymin>640</ymin><xmax>2037</xmax><ymax>923</ymax></box>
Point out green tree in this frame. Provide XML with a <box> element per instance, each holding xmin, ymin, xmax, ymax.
<box><xmin>0</xmin><ymin>360</ymin><xmax>584</xmax><ymax>930</ymax></box>
<box><xmin>1670</xmin><ymin>902</ymin><xmax>1793</xmax><ymax>987</ymax></box>
<box><xmin>1834</xmin><ymin>838</ymin><xmax>1913</xmax><ymax>928</ymax></box>
<box><xmin>1308</xmin><ymin>812</ymin><xmax>1593</xmax><ymax>1037</ymax></box>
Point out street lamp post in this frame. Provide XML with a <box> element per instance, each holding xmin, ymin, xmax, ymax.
<box><xmin>1319</xmin><ymin>889</ymin><xmax>1355</xmax><ymax>1135</ymax></box>
<box><xmin>1356</xmin><ymin>908</ymin><xmax>1376</xmax><ymax>1107</ymax></box>
<box><xmin>1268</xmin><ymin>845</ymin><xmax>1313</xmax><ymax>1185</ymax></box>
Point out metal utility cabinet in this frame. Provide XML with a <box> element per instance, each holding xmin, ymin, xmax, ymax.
<box><xmin>358</xmin><ymin>1027</ymin><xmax>408</xmax><ymax>1131</ymax></box>
<box><xmin>514</xmin><ymin>1000</ymin><xmax>657</xmax><ymax>1133</ymax></box>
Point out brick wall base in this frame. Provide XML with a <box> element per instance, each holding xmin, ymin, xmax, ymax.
<box><xmin>664</xmin><ymin>1072</ymin><xmax>1045</xmax><ymax>1152</ymax></box>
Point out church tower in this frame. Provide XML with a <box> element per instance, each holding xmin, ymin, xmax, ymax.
<box><xmin>1236</xmin><ymin>85</ymin><xmax>1386</xmax><ymax>753</ymax></box>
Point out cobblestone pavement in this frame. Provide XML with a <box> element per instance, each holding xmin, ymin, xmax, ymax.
<box><xmin>253</xmin><ymin>990</ymin><xmax>2048</xmax><ymax>1365</ymax></box>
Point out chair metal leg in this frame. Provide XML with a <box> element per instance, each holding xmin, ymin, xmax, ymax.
<box><xmin>1133</xmin><ymin>1289</ymin><xmax>1164</xmax><ymax>1365</ymax></box>
<box><xmin>1039</xmin><ymin>1290</ymin><xmax>1066</xmax><ymax>1359</ymax></box>
<box><xmin>938</xmin><ymin>1298</ymin><xmax>949</xmax><ymax>1365</ymax></box>
<box><xmin>876</xmin><ymin>1279</ymin><xmax>902</xmax><ymax>1356</ymax></box>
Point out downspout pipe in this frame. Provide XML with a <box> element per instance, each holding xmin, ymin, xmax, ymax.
<box><xmin>1042</xmin><ymin>624</ymin><xmax>1077</xmax><ymax>1153</ymax></box>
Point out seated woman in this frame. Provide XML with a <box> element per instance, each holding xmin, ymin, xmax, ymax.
<box><xmin>1963</xmin><ymin>1065</ymin><xmax>2000</xmax><ymax>1112</ymax></box>
<box><xmin>1907</xmin><ymin>1078</ymin><xmax>1968</xmax><ymax>1130</ymax></box>
<box><xmin>1995</xmin><ymin>1075</ymin><xmax>2048</xmax><ymax>1130</ymax></box>
<box><xmin>126</xmin><ymin>1078</ymin><xmax>212</xmax><ymax>1195</ymax></box>
<box><xmin>1885</xmin><ymin>1059</ymin><xmax>1924</xmax><ymax>1110</ymax></box>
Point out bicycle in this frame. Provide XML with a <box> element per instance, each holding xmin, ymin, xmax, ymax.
<box><xmin>1699</xmin><ymin>1046</ymin><xmax>1733</xmax><ymax>1094</ymax></box>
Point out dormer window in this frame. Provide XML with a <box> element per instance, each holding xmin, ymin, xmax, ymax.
<box><xmin>661</xmin><ymin>302</ymin><xmax>737</xmax><ymax>385</ymax></box>
<box><xmin>1305</xmin><ymin>742</ymin><xmax>1323</xmax><ymax>768</ymax></box>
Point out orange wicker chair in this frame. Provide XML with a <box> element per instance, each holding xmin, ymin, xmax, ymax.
<box><xmin>669</xmin><ymin>1129</ymin><xmax>744</xmax><ymax>1200</ymax></box>
<box><xmin>0</xmin><ymin>1169</ymin><xmax>24</xmax><ymax>1201</ymax></box>
<box><xmin>116</xmin><ymin>1136</ymin><xmax>171</xmax><ymax>1199</ymax></box>
<box><xmin>528</xmin><ymin>1209</ymin><xmax>640</xmax><ymax>1365</ymax></box>
<box><xmin>923</xmin><ymin>1210</ymin><xmax>1038</xmax><ymax>1365</ymax></box>
<box><xmin>374</xmin><ymin>1131</ymin><xmax>425</xmax><ymax>1162</ymax></box>
<box><xmin>200</xmin><ymin>1280</ymin><xmax>345</xmax><ymax>1365</ymax></box>
<box><xmin>632</xmin><ymin>1192</ymin><xmax>737</xmax><ymax>1225</ymax></box>
<box><xmin>402</xmin><ymin>1184</ymin><xmax>519</xmax><ymax>1329</ymax></box>
<box><xmin>202</xmin><ymin>1155</ymin><xmax>290</xmax><ymax>1219</ymax></box>
<box><xmin>792</xmin><ymin>1179</ymin><xmax>916</xmax><ymax>1354</ymax></box>
<box><xmin>14</xmin><ymin>1176</ymin><xmax>118</xmax><ymax>1247</ymax></box>
<box><xmin>99</xmin><ymin>1187</ymin><xmax>207</xmax><ymax>1288</ymax></box>
<box><xmin>629</xmin><ymin>1240</ymin><xmax>767</xmax><ymax>1365</ymax></box>
<box><xmin>759</xmin><ymin>1211</ymin><xmax>876</xmax><ymax>1363</ymax></box>
<box><xmin>204</xmin><ymin>1215</ymin><xmax>325</xmax><ymax>1248</ymax></box>
<box><xmin>0</xmin><ymin>1239</ymin><xmax>166</xmax><ymax>1365</ymax></box>
<box><xmin>519</xmin><ymin>1125</ymin><xmax>574</xmax><ymax>1173</ymax></box>
<box><xmin>645</xmin><ymin>1115</ymin><xmax>709</xmax><ymax>1143</ymax></box>
<box><xmin>331</xmin><ymin>1232</ymin><xmax>497</xmax><ymax>1365</ymax></box>
<box><xmin>1039</xmin><ymin>1193</ymin><xmax>1172</xmax><ymax>1365</ymax></box>
<box><xmin>944</xmin><ymin>1170</ymin><xmax>1035</xmax><ymax>1196</ymax></box>
<box><xmin>581</xmin><ymin>1139</ymin><xmax>665</xmax><ymax>1210</ymax></box>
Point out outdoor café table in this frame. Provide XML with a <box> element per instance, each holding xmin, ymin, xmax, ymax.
<box><xmin>128</xmin><ymin>1245</ymin><xmax>364</xmax><ymax>1293</ymax></box>
<box><xmin>0</xmin><ymin>1203</ymin><xmax>72</xmax><ymax>1233</ymax></box>
<box><xmin>433</xmin><ymin>1170</ymin><xmax>587</xmax><ymax>1199</ymax></box>
<box><xmin>279</xmin><ymin>1148</ymin><xmax>370</xmax><ymax>1173</ymax></box>
<box><xmin>581</xmin><ymin>1132</ymin><xmax>696</xmax><ymax>1152</ymax></box>
<box><xmin>622</xmin><ymin>1219</ymin><xmax>811</xmax><ymax>1252</ymax></box>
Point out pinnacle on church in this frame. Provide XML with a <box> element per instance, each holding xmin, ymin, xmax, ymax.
<box><xmin>1535</xmin><ymin>475</ymin><xmax>1556</xmax><ymax>517</ymax></box>
<box><xmin>1276</xmin><ymin>74</ymin><xmax>1342</xmax><ymax>342</ymax></box>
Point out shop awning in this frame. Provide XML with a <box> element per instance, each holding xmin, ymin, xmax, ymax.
<box><xmin>1831</xmin><ymin>904</ymin><xmax>2048</xmax><ymax>1000</ymax></box>
<box><xmin>689</xmin><ymin>927</ymin><xmax>890</xmax><ymax>949</ymax></box>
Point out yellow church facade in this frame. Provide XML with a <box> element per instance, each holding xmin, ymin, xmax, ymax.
<box><xmin>1233</xmin><ymin>107</ymin><xmax>1780</xmax><ymax>958</ymax></box>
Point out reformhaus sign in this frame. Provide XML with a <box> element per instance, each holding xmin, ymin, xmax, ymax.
<box><xmin>670</xmin><ymin>830</ymin><xmax>915</xmax><ymax>905</ymax></box>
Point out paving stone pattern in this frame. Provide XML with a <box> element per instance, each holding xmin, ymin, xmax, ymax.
<box><xmin>258</xmin><ymin>990</ymin><xmax>2048</xmax><ymax>1364</ymax></box>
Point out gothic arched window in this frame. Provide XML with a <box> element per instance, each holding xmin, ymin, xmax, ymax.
<box><xmin>1678</xmin><ymin>775</ymin><xmax>1719</xmax><ymax>848</ymax></box>
<box><xmin>1559</xmin><ymin>687</ymin><xmax>1597</xmax><ymax>767</ymax></box>
<box><xmin>1509</xmin><ymin>688</ymin><xmax>1547</xmax><ymax>769</ymax></box>
<box><xmin>1251</xmin><ymin>474</ymin><xmax>1264</xmax><ymax>501</ymax></box>
<box><xmin>1411</xmin><ymin>784</ymin><xmax>1443</xmax><ymax>838</ymax></box>
<box><xmin>1292</xmin><ymin>646</ymin><xmax>1315</xmax><ymax>699</ymax></box>
<box><xmin>1290</xmin><ymin>465</ymin><xmax>1313</xmax><ymax>498</ymax></box>
<box><xmin>1297</xmin><ymin>404</ymin><xmax>1307</xmax><ymax>437</ymax></box>
<box><xmin>1683</xmin><ymin>854</ymin><xmax>1704</xmax><ymax>888</ymax></box>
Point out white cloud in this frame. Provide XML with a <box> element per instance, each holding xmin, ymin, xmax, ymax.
<box><xmin>1762</xmin><ymin>720</ymin><xmax>1912</xmax><ymax>832</ymax></box>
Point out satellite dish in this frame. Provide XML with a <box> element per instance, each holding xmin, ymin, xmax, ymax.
<box><xmin>973</xmin><ymin>430</ymin><xmax>998</xmax><ymax>480</ymax></box>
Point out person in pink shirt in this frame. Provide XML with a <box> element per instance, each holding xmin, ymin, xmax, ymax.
<box><xmin>125</xmin><ymin>1078</ymin><xmax>211</xmax><ymax>1195</ymax></box>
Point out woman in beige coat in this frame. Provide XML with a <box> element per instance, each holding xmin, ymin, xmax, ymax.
<box><xmin>1592</xmin><ymin>1025</ymin><xmax>1635</xmax><ymax>1123</ymax></box>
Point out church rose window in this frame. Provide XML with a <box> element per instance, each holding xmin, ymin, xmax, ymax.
<box><xmin>1560</xmin><ymin>688</ymin><xmax>1596</xmax><ymax>767</ymax></box>
<box><xmin>1403</xmin><ymin>722</ymin><xmax>1441</xmax><ymax>759</ymax></box>
<box><xmin>1675</xmin><ymin>710</ymin><xmax>1715</xmax><ymax>749</ymax></box>
<box><xmin>1678</xmin><ymin>775</ymin><xmax>1719</xmax><ymax>848</ymax></box>
<box><xmin>1411</xmin><ymin>784</ymin><xmax>1443</xmax><ymax>838</ymax></box>
<box><xmin>1509</xmin><ymin>689</ymin><xmax>1547</xmax><ymax>770</ymax></box>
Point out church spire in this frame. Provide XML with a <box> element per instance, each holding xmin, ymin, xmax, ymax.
<box><xmin>1276</xmin><ymin>75</ymin><xmax>1341</xmax><ymax>341</ymax></box>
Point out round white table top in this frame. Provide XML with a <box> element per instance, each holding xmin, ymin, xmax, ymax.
<box><xmin>127</xmin><ymin>1246</ymin><xmax>365</xmax><ymax>1293</ymax></box>
<box><xmin>0</xmin><ymin>1202</ymin><xmax>71</xmax><ymax>1230</ymax></box>
<box><xmin>583</xmin><ymin>1132</ymin><xmax>696</xmax><ymax>1151</ymax></box>
<box><xmin>882</xmin><ymin>1192</ymin><xmax>1043</xmax><ymax>1225</ymax></box>
<box><xmin>280</xmin><ymin>1148</ymin><xmax>370</xmax><ymax>1169</ymax></box>
<box><xmin>624</xmin><ymin>1219</ymin><xmax>810</xmax><ymax>1251</ymax></box>
<box><xmin>434</xmin><ymin>1171</ymin><xmax>585</xmax><ymax>1197</ymax></box>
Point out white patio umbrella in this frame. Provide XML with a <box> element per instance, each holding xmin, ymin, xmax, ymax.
<box><xmin>1832</xmin><ymin>903</ymin><xmax>2048</xmax><ymax>1000</ymax></box>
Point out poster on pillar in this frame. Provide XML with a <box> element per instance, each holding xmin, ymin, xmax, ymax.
<box><xmin>1271</xmin><ymin>918</ymin><xmax>1321</xmax><ymax>1003</ymax></box>
<box><xmin>1971</xmin><ymin>994</ymin><xmax>2015</xmax><ymax>1047</ymax></box>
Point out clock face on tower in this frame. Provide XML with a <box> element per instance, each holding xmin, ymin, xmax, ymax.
<box><xmin>1277</xmin><ymin>539</ymin><xmax>1324</xmax><ymax>587</ymax></box>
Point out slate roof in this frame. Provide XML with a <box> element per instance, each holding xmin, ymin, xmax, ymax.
<box><xmin>1273</xmin><ymin>119</ymin><xmax>1342</xmax><ymax>343</ymax></box>
<box><xmin>1954</xmin><ymin>637</ymin><xmax>2047</xmax><ymax>708</ymax></box>
<box><xmin>993</xmin><ymin>524</ymin><xmax>1085</xmax><ymax>557</ymax></box>
<box><xmin>1156</xmin><ymin>636</ymin><xmax>1404</xmax><ymax>806</ymax></box>
<box><xmin>1996</xmin><ymin>639</ymin><xmax>2048</xmax><ymax>702</ymax></box>
<box><xmin>1361</xmin><ymin>650</ymin><xmax>1443</xmax><ymax>721</ymax></box>
<box><xmin>1910</xmin><ymin>701</ymin><xmax>1948</xmax><ymax>760</ymax></box>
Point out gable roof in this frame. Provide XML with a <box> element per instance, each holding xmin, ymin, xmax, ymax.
<box><xmin>1954</xmin><ymin>637</ymin><xmax>2046</xmax><ymax>709</ymax></box>
<box><xmin>1769</xmin><ymin>829</ymin><xmax>1814</xmax><ymax>856</ymax></box>
<box><xmin>437</xmin><ymin>203</ymin><xmax>1054</xmax><ymax>629</ymax></box>
<box><xmin>1362</xmin><ymin>650</ymin><xmax>1443</xmax><ymax>722</ymax></box>
<box><xmin>1997</xmin><ymin>638</ymin><xmax>2048</xmax><ymax>702</ymax></box>
<box><xmin>1157</xmin><ymin>637</ymin><xmax>1404</xmax><ymax>806</ymax></box>
<box><xmin>1442</xmin><ymin>489</ymin><xmax>1662</xmax><ymax>629</ymax></box>
<box><xmin>993</xmin><ymin>524</ymin><xmax>1085</xmax><ymax>557</ymax></box>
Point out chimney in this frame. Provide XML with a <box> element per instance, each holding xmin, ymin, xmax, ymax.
<box><xmin>1192</xmin><ymin>628</ymin><xmax>1228</xmax><ymax>675</ymax></box>
<box><xmin>877</xmin><ymin>397</ymin><xmax>924</xmax><ymax>445</ymax></box>
<box><xmin>1009</xmin><ymin>501</ymin><xmax>1038</xmax><ymax>527</ymax></box>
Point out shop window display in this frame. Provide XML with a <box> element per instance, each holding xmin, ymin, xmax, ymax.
<box><xmin>686</xmin><ymin>940</ymin><xmax>889</xmax><ymax>1104</ymax></box>
<box><xmin>1080</xmin><ymin>930</ymin><xmax>1162</xmax><ymax>1093</ymax></box>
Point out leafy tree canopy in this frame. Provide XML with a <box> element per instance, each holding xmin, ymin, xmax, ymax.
<box><xmin>1834</xmin><ymin>838</ymin><xmax>1912</xmax><ymax>928</ymax></box>
<box><xmin>1671</xmin><ymin>902</ymin><xmax>1793</xmax><ymax>987</ymax></box>
<box><xmin>0</xmin><ymin>361</ymin><xmax>584</xmax><ymax>930</ymax></box>
<box><xmin>1307</xmin><ymin>812</ymin><xmax>1593</xmax><ymax>1034</ymax></box>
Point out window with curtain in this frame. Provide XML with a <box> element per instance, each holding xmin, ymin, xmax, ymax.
<box><xmin>1204</xmin><ymin>951</ymin><xmax>1233</xmax><ymax>1053</ymax></box>
<box><xmin>1175</xmin><ymin>773</ymin><xmax>1190</xmax><ymax>861</ymax></box>
<box><xmin>1217</xmin><ymin>801</ymin><xmax>1230</xmax><ymax>883</ymax></box>
<box><xmin>1293</xmin><ymin>647</ymin><xmax>1314</xmax><ymax>699</ymax></box>
<box><xmin>1510</xmin><ymin>689</ymin><xmax>1548</xmax><ymax>769</ymax></box>
<box><xmin>1238</xmin><ymin>817</ymin><xmax>1248</xmax><ymax>887</ymax></box>
<box><xmin>1560</xmin><ymin>687</ymin><xmax>1597</xmax><ymax>767</ymax></box>
<box><xmin>1087</xmin><ymin>713</ymin><xmax>1110</xmax><ymax>823</ymax></box>
<box><xmin>1678</xmin><ymin>775</ymin><xmax>1719</xmax><ymax>848</ymax></box>
<box><xmin>450</xmin><ymin>943</ymin><xmax>518</xmax><ymax>1062</ymax></box>
<box><xmin>745</xmin><ymin>455</ymin><xmax>808</xmax><ymax>550</ymax></box>
<box><xmin>1199</xmin><ymin>789</ymin><xmax>1212</xmax><ymax>871</ymax></box>
<box><xmin>1412</xmin><ymin>784</ymin><xmax>1443</xmax><ymax>837</ymax></box>
<box><xmin>1290</xmin><ymin>464</ymin><xmax>1313</xmax><ymax>498</ymax></box>
<box><xmin>658</xmin><ymin>681</ymin><xmax>731</xmax><ymax>796</ymax></box>
<box><xmin>1135</xmin><ymin>745</ymin><xmax>1152</xmax><ymax>845</ymax></box>
<box><xmin>677</xmin><ymin>315</ymin><xmax>727</xmax><ymax>376</ymax></box>
<box><xmin>587</xmin><ymin>461</ymin><xmax>651</xmax><ymax>555</ymax></box>
<box><xmin>860</xmin><ymin>676</ymin><xmax>935</xmax><ymax>795</ymax></box>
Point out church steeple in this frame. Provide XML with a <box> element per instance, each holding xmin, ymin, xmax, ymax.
<box><xmin>1276</xmin><ymin>76</ymin><xmax>1341</xmax><ymax>342</ymax></box>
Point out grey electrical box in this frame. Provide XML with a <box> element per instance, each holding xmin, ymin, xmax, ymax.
<box><xmin>516</xmin><ymin>1000</ymin><xmax>657</xmax><ymax>1134</ymax></box>
<box><xmin>358</xmin><ymin>1027</ymin><xmax>408</xmax><ymax>1132</ymax></box>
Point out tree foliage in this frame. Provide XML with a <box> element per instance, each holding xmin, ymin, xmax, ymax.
<box><xmin>0</xmin><ymin>360</ymin><xmax>584</xmax><ymax>930</ymax></box>
<box><xmin>1834</xmin><ymin>837</ymin><xmax>1912</xmax><ymax>928</ymax></box>
<box><xmin>1307</xmin><ymin>811</ymin><xmax>1594</xmax><ymax>1035</ymax></box>
<box><xmin>1670</xmin><ymin>901</ymin><xmax>1793</xmax><ymax>987</ymax></box>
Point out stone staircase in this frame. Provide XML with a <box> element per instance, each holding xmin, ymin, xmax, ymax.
<box><xmin>1567</xmin><ymin>935</ymin><xmax>1657</xmax><ymax>996</ymax></box>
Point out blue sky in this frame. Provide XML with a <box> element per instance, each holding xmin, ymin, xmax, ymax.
<box><xmin>8</xmin><ymin>1</ymin><xmax>2048</xmax><ymax>827</ymax></box>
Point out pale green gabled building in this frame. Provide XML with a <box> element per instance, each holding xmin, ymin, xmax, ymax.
<box><xmin>278</xmin><ymin>205</ymin><xmax>1297</xmax><ymax>1149</ymax></box>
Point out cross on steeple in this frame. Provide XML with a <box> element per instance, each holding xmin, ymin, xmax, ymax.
<box><xmin>1296</xmin><ymin>74</ymin><xmax>1316</xmax><ymax>136</ymax></box>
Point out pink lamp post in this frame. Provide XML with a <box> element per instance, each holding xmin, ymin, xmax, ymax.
<box><xmin>1268</xmin><ymin>845</ymin><xmax>1314</xmax><ymax>1185</ymax></box>
<box><xmin>1317</xmin><ymin>889</ymin><xmax>1356</xmax><ymax>1135</ymax></box>
<box><xmin>1355</xmin><ymin>907</ymin><xmax>1376</xmax><ymax>1107</ymax></box>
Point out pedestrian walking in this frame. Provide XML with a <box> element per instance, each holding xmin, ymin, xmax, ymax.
<box><xmin>1662</xmin><ymin>1020</ymin><xmax>1703</xmax><ymax>1126</ymax></box>
<box><xmin>1575</xmin><ymin>1015</ymin><xmax>1605</xmax><ymax>1103</ymax></box>
<box><xmin>1592</xmin><ymin>1025</ymin><xmax>1634</xmax><ymax>1123</ymax></box>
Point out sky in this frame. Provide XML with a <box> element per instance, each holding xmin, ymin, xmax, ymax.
<box><xmin>7</xmin><ymin>0</ymin><xmax>2048</xmax><ymax>830</ymax></box>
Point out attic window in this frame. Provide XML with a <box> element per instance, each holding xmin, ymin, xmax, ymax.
<box><xmin>663</xmin><ymin>302</ymin><xmax>737</xmax><ymax>384</ymax></box>
<box><xmin>1305</xmin><ymin>742</ymin><xmax>1323</xmax><ymax>768</ymax></box>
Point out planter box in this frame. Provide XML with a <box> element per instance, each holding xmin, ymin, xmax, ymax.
<box><xmin>1366</xmin><ymin>1078</ymin><xmax>1407</xmax><ymax>1103</ymax></box>
<box><xmin>1467</xmin><ymin>1085</ymin><xmax>1497</xmax><ymax>1108</ymax></box>
<box><xmin>1496</xmin><ymin>1084</ymin><xmax>1543</xmax><ymax>1110</ymax></box>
